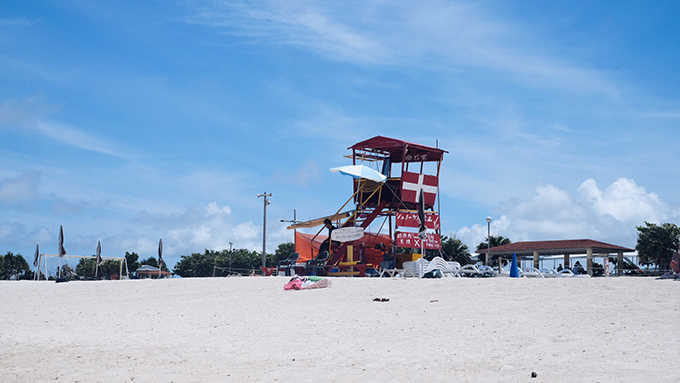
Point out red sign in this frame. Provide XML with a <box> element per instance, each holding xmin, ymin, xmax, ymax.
<box><xmin>401</xmin><ymin>171</ymin><xmax>438</xmax><ymax>206</ymax></box>
<box><xmin>396</xmin><ymin>232</ymin><xmax>441</xmax><ymax>249</ymax></box>
<box><xmin>395</xmin><ymin>211</ymin><xmax>440</xmax><ymax>230</ymax></box>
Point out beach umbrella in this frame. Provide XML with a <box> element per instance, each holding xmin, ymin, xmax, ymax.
<box><xmin>510</xmin><ymin>252</ymin><xmax>519</xmax><ymax>278</ymax></box>
<box><xmin>94</xmin><ymin>240</ymin><xmax>102</xmax><ymax>279</ymax></box>
<box><xmin>96</xmin><ymin>240</ymin><xmax>102</xmax><ymax>266</ymax></box>
<box><xmin>330</xmin><ymin>165</ymin><xmax>387</xmax><ymax>183</ymax></box>
<box><xmin>158</xmin><ymin>238</ymin><xmax>164</xmax><ymax>266</ymax></box>
<box><xmin>58</xmin><ymin>224</ymin><xmax>66</xmax><ymax>257</ymax></box>
<box><xmin>417</xmin><ymin>189</ymin><xmax>427</xmax><ymax>240</ymax></box>
<box><xmin>33</xmin><ymin>244</ymin><xmax>39</xmax><ymax>267</ymax></box>
<box><xmin>57</xmin><ymin>224</ymin><xmax>66</xmax><ymax>279</ymax></box>
<box><xmin>158</xmin><ymin>238</ymin><xmax>164</xmax><ymax>278</ymax></box>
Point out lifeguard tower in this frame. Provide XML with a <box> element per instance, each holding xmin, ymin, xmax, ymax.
<box><xmin>288</xmin><ymin>136</ymin><xmax>447</xmax><ymax>273</ymax></box>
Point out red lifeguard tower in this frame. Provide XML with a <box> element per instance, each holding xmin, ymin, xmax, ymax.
<box><xmin>288</xmin><ymin>136</ymin><xmax>447</xmax><ymax>274</ymax></box>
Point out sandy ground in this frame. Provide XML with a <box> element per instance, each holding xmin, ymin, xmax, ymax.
<box><xmin>1</xmin><ymin>276</ymin><xmax>678</xmax><ymax>383</ymax></box>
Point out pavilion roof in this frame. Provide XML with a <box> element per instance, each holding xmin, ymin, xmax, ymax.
<box><xmin>474</xmin><ymin>239</ymin><xmax>635</xmax><ymax>256</ymax></box>
<box><xmin>349</xmin><ymin>136</ymin><xmax>446</xmax><ymax>163</ymax></box>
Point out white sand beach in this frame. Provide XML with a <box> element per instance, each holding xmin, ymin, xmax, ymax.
<box><xmin>1</xmin><ymin>276</ymin><xmax>678</xmax><ymax>382</ymax></box>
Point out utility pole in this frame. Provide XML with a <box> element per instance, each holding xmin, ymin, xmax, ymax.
<box><xmin>258</xmin><ymin>193</ymin><xmax>272</xmax><ymax>269</ymax></box>
<box><xmin>486</xmin><ymin>216</ymin><xmax>492</xmax><ymax>266</ymax></box>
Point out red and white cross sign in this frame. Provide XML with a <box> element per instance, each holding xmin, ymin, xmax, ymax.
<box><xmin>401</xmin><ymin>171</ymin><xmax>438</xmax><ymax>206</ymax></box>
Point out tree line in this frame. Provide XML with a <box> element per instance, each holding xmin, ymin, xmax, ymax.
<box><xmin>1</xmin><ymin>221</ymin><xmax>678</xmax><ymax>280</ymax></box>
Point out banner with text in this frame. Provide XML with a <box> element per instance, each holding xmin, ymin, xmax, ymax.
<box><xmin>396</xmin><ymin>232</ymin><xmax>441</xmax><ymax>250</ymax></box>
<box><xmin>395</xmin><ymin>211</ymin><xmax>440</xmax><ymax>230</ymax></box>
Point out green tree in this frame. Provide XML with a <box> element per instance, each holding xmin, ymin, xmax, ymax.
<box><xmin>272</xmin><ymin>242</ymin><xmax>295</xmax><ymax>265</ymax></box>
<box><xmin>476</xmin><ymin>235</ymin><xmax>512</xmax><ymax>250</ymax></box>
<box><xmin>125</xmin><ymin>252</ymin><xmax>140</xmax><ymax>273</ymax></box>
<box><xmin>440</xmin><ymin>236</ymin><xmax>472</xmax><ymax>265</ymax></box>
<box><xmin>635</xmin><ymin>221</ymin><xmax>680</xmax><ymax>268</ymax></box>
<box><xmin>173</xmin><ymin>250</ymin><xmax>219</xmax><ymax>277</ymax></box>
<box><xmin>0</xmin><ymin>251</ymin><xmax>31</xmax><ymax>280</ymax></box>
<box><xmin>100</xmin><ymin>259</ymin><xmax>123</xmax><ymax>279</ymax></box>
<box><xmin>173</xmin><ymin>248</ymin><xmax>264</xmax><ymax>277</ymax></box>
<box><xmin>75</xmin><ymin>258</ymin><xmax>97</xmax><ymax>278</ymax></box>
<box><xmin>220</xmin><ymin>248</ymin><xmax>261</xmax><ymax>272</ymax></box>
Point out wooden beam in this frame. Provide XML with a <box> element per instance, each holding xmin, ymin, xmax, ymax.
<box><xmin>286</xmin><ymin>211</ymin><xmax>352</xmax><ymax>229</ymax></box>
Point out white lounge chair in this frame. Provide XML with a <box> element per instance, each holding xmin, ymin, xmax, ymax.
<box><xmin>401</xmin><ymin>257</ymin><xmax>460</xmax><ymax>278</ymax></box>
<box><xmin>455</xmin><ymin>264</ymin><xmax>481</xmax><ymax>277</ymax></box>
<box><xmin>539</xmin><ymin>268</ymin><xmax>558</xmax><ymax>277</ymax></box>
<box><xmin>478</xmin><ymin>265</ymin><xmax>495</xmax><ymax>277</ymax></box>
<box><xmin>521</xmin><ymin>267</ymin><xmax>545</xmax><ymax>278</ymax></box>
<box><xmin>557</xmin><ymin>269</ymin><xmax>575</xmax><ymax>277</ymax></box>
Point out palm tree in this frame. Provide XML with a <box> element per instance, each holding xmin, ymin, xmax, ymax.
<box><xmin>476</xmin><ymin>235</ymin><xmax>511</xmax><ymax>250</ymax></box>
<box><xmin>441</xmin><ymin>236</ymin><xmax>472</xmax><ymax>265</ymax></box>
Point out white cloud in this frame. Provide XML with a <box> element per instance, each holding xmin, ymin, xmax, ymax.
<box><xmin>271</xmin><ymin>159</ymin><xmax>321</xmax><ymax>188</ymax></box>
<box><xmin>455</xmin><ymin>178</ymin><xmax>677</xmax><ymax>250</ymax></box>
<box><xmin>0</xmin><ymin>97</ymin><xmax>133</xmax><ymax>159</ymax></box>
<box><xmin>189</xmin><ymin>1</ymin><xmax>619</xmax><ymax>97</ymax></box>
<box><xmin>165</xmin><ymin>202</ymin><xmax>261</xmax><ymax>255</ymax></box>
<box><xmin>0</xmin><ymin>17</ymin><xmax>40</xmax><ymax>26</ymax></box>
<box><xmin>189</xmin><ymin>1</ymin><xmax>388</xmax><ymax>64</ymax></box>
<box><xmin>0</xmin><ymin>172</ymin><xmax>40</xmax><ymax>204</ymax></box>
<box><xmin>0</xmin><ymin>222</ymin><xmax>26</xmax><ymax>242</ymax></box>
<box><xmin>577</xmin><ymin>178</ymin><xmax>667</xmax><ymax>223</ymax></box>
<box><xmin>206</xmin><ymin>202</ymin><xmax>232</xmax><ymax>216</ymax></box>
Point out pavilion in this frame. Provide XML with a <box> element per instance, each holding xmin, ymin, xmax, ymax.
<box><xmin>475</xmin><ymin>239</ymin><xmax>635</xmax><ymax>276</ymax></box>
<box><xmin>135</xmin><ymin>264</ymin><xmax>171</xmax><ymax>279</ymax></box>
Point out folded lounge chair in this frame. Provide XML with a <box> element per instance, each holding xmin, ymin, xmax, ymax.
<box><xmin>401</xmin><ymin>257</ymin><xmax>460</xmax><ymax>278</ymax></box>
<box><xmin>422</xmin><ymin>257</ymin><xmax>460</xmax><ymax>277</ymax></box>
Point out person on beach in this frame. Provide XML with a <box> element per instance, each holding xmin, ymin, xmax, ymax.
<box><xmin>573</xmin><ymin>261</ymin><xmax>585</xmax><ymax>274</ymax></box>
<box><xmin>319</xmin><ymin>219</ymin><xmax>336</xmax><ymax>255</ymax></box>
<box><xmin>557</xmin><ymin>264</ymin><xmax>563</xmax><ymax>271</ymax></box>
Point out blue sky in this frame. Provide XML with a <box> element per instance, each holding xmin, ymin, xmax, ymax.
<box><xmin>1</xmin><ymin>1</ymin><xmax>679</xmax><ymax>269</ymax></box>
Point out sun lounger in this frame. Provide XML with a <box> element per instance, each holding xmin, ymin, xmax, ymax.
<box><xmin>455</xmin><ymin>264</ymin><xmax>481</xmax><ymax>277</ymax></box>
<box><xmin>539</xmin><ymin>268</ymin><xmax>558</xmax><ymax>277</ymax></box>
<box><xmin>521</xmin><ymin>267</ymin><xmax>545</xmax><ymax>278</ymax></box>
<box><xmin>478</xmin><ymin>265</ymin><xmax>495</xmax><ymax>277</ymax></box>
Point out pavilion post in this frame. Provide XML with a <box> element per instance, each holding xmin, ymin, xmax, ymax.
<box><xmin>587</xmin><ymin>248</ymin><xmax>593</xmax><ymax>276</ymax></box>
<box><xmin>533</xmin><ymin>250</ymin><xmax>540</xmax><ymax>269</ymax></box>
<box><xmin>617</xmin><ymin>251</ymin><xmax>624</xmax><ymax>276</ymax></box>
<box><xmin>604</xmin><ymin>255</ymin><xmax>610</xmax><ymax>277</ymax></box>
<box><xmin>564</xmin><ymin>253</ymin><xmax>570</xmax><ymax>270</ymax></box>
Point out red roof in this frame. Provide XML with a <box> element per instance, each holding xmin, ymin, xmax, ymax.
<box><xmin>475</xmin><ymin>239</ymin><xmax>634</xmax><ymax>256</ymax></box>
<box><xmin>349</xmin><ymin>136</ymin><xmax>447</xmax><ymax>163</ymax></box>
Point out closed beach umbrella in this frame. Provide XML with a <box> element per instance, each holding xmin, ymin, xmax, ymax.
<box><xmin>158</xmin><ymin>238</ymin><xmax>164</xmax><ymax>267</ymax></box>
<box><xmin>96</xmin><ymin>240</ymin><xmax>102</xmax><ymax>266</ymax></box>
<box><xmin>33</xmin><ymin>244</ymin><xmax>39</xmax><ymax>267</ymax></box>
<box><xmin>330</xmin><ymin>165</ymin><xmax>387</xmax><ymax>183</ymax></box>
<box><xmin>158</xmin><ymin>238</ymin><xmax>164</xmax><ymax>278</ymax></box>
<box><xmin>58</xmin><ymin>224</ymin><xmax>66</xmax><ymax>257</ymax></box>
